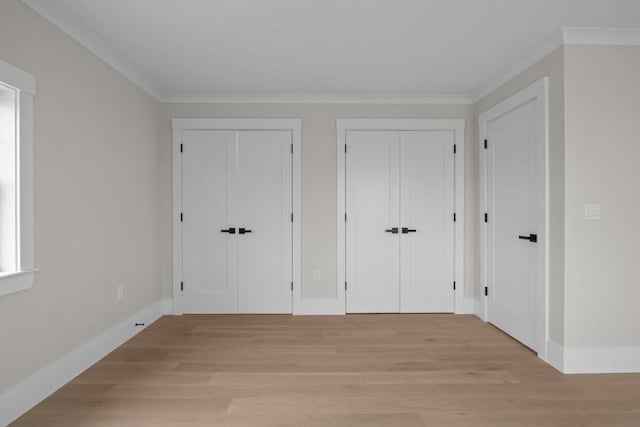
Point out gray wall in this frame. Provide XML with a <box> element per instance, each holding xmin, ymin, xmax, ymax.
<box><xmin>0</xmin><ymin>0</ymin><xmax>163</xmax><ymax>393</ymax></box>
<box><xmin>161</xmin><ymin>104</ymin><xmax>476</xmax><ymax>301</ymax></box>
<box><xmin>474</xmin><ymin>47</ymin><xmax>565</xmax><ymax>345</ymax></box>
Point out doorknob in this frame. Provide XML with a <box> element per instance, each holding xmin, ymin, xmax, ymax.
<box><xmin>385</xmin><ymin>227</ymin><xmax>399</xmax><ymax>234</ymax></box>
<box><xmin>220</xmin><ymin>227</ymin><xmax>236</xmax><ymax>234</ymax></box>
<box><xmin>518</xmin><ymin>233</ymin><xmax>537</xmax><ymax>242</ymax></box>
<box><xmin>402</xmin><ymin>227</ymin><xmax>417</xmax><ymax>234</ymax></box>
<box><xmin>239</xmin><ymin>228</ymin><xmax>252</xmax><ymax>234</ymax></box>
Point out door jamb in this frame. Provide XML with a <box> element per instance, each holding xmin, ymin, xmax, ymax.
<box><xmin>336</xmin><ymin>119</ymin><xmax>466</xmax><ymax>314</ymax></box>
<box><xmin>478</xmin><ymin>78</ymin><xmax>549</xmax><ymax>360</ymax></box>
<box><xmin>171</xmin><ymin>118</ymin><xmax>302</xmax><ymax>315</ymax></box>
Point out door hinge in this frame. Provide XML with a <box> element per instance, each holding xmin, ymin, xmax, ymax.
<box><xmin>345</xmin><ymin>213</ymin><xmax>347</xmax><ymax>222</ymax></box>
<box><xmin>453</xmin><ymin>144</ymin><xmax>457</xmax><ymax>154</ymax></box>
<box><xmin>453</xmin><ymin>213</ymin><xmax>456</xmax><ymax>222</ymax></box>
<box><xmin>180</xmin><ymin>212</ymin><xmax>183</xmax><ymax>222</ymax></box>
<box><xmin>485</xmin><ymin>286</ymin><xmax>488</xmax><ymax>296</ymax></box>
<box><xmin>180</xmin><ymin>143</ymin><xmax>183</xmax><ymax>153</ymax></box>
<box><xmin>180</xmin><ymin>281</ymin><xmax>184</xmax><ymax>291</ymax></box>
<box><xmin>345</xmin><ymin>281</ymin><xmax>347</xmax><ymax>290</ymax></box>
<box><xmin>291</xmin><ymin>213</ymin><xmax>294</xmax><ymax>222</ymax></box>
<box><xmin>291</xmin><ymin>143</ymin><xmax>293</xmax><ymax>154</ymax></box>
<box><xmin>291</xmin><ymin>282</ymin><xmax>293</xmax><ymax>292</ymax></box>
<box><xmin>345</xmin><ymin>144</ymin><xmax>347</xmax><ymax>153</ymax></box>
<box><xmin>453</xmin><ymin>281</ymin><xmax>456</xmax><ymax>291</ymax></box>
<box><xmin>484</xmin><ymin>139</ymin><xmax>488</xmax><ymax>149</ymax></box>
<box><xmin>484</xmin><ymin>213</ymin><xmax>488</xmax><ymax>223</ymax></box>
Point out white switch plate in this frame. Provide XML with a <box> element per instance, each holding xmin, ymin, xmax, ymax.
<box><xmin>584</xmin><ymin>204</ymin><xmax>601</xmax><ymax>220</ymax></box>
<box><xmin>313</xmin><ymin>269</ymin><xmax>321</xmax><ymax>281</ymax></box>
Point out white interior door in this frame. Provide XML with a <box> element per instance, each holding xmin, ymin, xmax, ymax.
<box><xmin>182</xmin><ymin>130</ymin><xmax>237</xmax><ymax>313</ymax></box>
<box><xmin>236</xmin><ymin>131</ymin><xmax>292</xmax><ymax>313</ymax></box>
<box><xmin>400</xmin><ymin>131</ymin><xmax>454</xmax><ymax>313</ymax></box>
<box><xmin>346</xmin><ymin>131</ymin><xmax>400</xmax><ymax>313</ymax></box>
<box><xmin>486</xmin><ymin>100</ymin><xmax>540</xmax><ymax>350</ymax></box>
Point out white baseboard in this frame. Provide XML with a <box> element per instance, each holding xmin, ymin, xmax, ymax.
<box><xmin>474</xmin><ymin>298</ymin><xmax>485</xmax><ymax>320</ymax></box>
<box><xmin>456</xmin><ymin>298</ymin><xmax>475</xmax><ymax>314</ymax></box>
<box><xmin>545</xmin><ymin>339</ymin><xmax>564</xmax><ymax>372</ymax></box>
<box><xmin>0</xmin><ymin>299</ymin><xmax>170</xmax><ymax>426</ymax></box>
<box><xmin>563</xmin><ymin>345</ymin><xmax>640</xmax><ymax>374</ymax></box>
<box><xmin>293</xmin><ymin>297</ymin><xmax>345</xmax><ymax>315</ymax></box>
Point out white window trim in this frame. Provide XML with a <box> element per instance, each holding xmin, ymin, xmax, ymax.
<box><xmin>0</xmin><ymin>58</ymin><xmax>37</xmax><ymax>297</ymax></box>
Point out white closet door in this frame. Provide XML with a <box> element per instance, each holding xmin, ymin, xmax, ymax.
<box><xmin>182</xmin><ymin>130</ymin><xmax>238</xmax><ymax>313</ymax></box>
<box><xmin>346</xmin><ymin>131</ymin><xmax>400</xmax><ymax>313</ymax></box>
<box><xmin>236</xmin><ymin>131</ymin><xmax>292</xmax><ymax>313</ymax></box>
<box><xmin>400</xmin><ymin>131</ymin><xmax>454</xmax><ymax>313</ymax></box>
<box><xmin>486</xmin><ymin>100</ymin><xmax>539</xmax><ymax>350</ymax></box>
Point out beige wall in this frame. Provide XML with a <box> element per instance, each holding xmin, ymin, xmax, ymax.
<box><xmin>564</xmin><ymin>45</ymin><xmax>640</xmax><ymax>347</ymax></box>
<box><xmin>0</xmin><ymin>0</ymin><xmax>163</xmax><ymax>393</ymax></box>
<box><xmin>161</xmin><ymin>104</ymin><xmax>476</xmax><ymax>301</ymax></box>
<box><xmin>474</xmin><ymin>47</ymin><xmax>565</xmax><ymax>345</ymax></box>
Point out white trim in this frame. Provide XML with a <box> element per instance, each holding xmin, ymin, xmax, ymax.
<box><xmin>0</xmin><ymin>59</ymin><xmax>35</xmax><ymax>95</ymax></box>
<box><xmin>546</xmin><ymin>340</ymin><xmax>564</xmax><ymax>373</ymax></box>
<box><xmin>163</xmin><ymin>92</ymin><xmax>473</xmax><ymax>105</ymax></box>
<box><xmin>473</xmin><ymin>298</ymin><xmax>484</xmax><ymax>319</ymax></box>
<box><xmin>460</xmin><ymin>298</ymin><xmax>475</xmax><ymax>315</ymax></box>
<box><xmin>171</xmin><ymin>118</ymin><xmax>302</xmax><ymax>315</ymax></box>
<box><xmin>293</xmin><ymin>297</ymin><xmax>347</xmax><ymax>315</ymax></box>
<box><xmin>563</xmin><ymin>345</ymin><xmax>640</xmax><ymax>374</ymax></box>
<box><xmin>478</xmin><ymin>78</ymin><xmax>549</xmax><ymax>362</ymax></box>
<box><xmin>336</xmin><ymin>119</ymin><xmax>466</xmax><ymax>315</ymax></box>
<box><xmin>0</xmin><ymin>299</ymin><xmax>169</xmax><ymax>426</ymax></box>
<box><xmin>0</xmin><ymin>270</ymin><xmax>37</xmax><ymax>297</ymax></box>
<box><xmin>473</xmin><ymin>27</ymin><xmax>640</xmax><ymax>102</ymax></box>
<box><xmin>21</xmin><ymin>0</ymin><xmax>163</xmax><ymax>100</ymax></box>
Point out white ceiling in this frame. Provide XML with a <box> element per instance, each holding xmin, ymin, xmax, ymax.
<box><xmin>21</xmin><ymin>0</ymin><xmax>640</xmax><ymax>102</ymax></box>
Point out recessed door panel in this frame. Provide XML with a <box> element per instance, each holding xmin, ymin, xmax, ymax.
<box><xmin>182</xmin><ymin>130</ymin><xmax>237</xmax><ymax>313</ymax></box>
<box><xmin>346</xmin><ymin>131</ymin><xmax>400</xmax><ymax>313</ymax></box>
<box><xmin>400</xmin><ymin>131</ymin><xmax>454</xmax><ymax>313</ymax></box>
<box><xmin>237</xmin><ymin>131</ymin><xmax>292</xmax><ymax>313</ymax></box>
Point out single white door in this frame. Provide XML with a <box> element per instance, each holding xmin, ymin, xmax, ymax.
<box><xmin>486</xmin><ymin>100</ymin><xmax>540</xmax><ymax>350</ymax></box>
<box><xmin>346</xmin><ymin>131</ymin><xmax>400</xmax><ymax>313</ymax></box>
<box><xmin>400</xmin><ymin>131</ymin><xmax>455</xmax><ymax>313</ymax></box>
<box><xmin>236</xmin><ymin>131</ymin><xmax>293</xmax><ymax>313</ymax></box>
<box><xmin>182</xmin><ymin>130</ymin><xmax>238</xmax><ymax>313</ymax></box>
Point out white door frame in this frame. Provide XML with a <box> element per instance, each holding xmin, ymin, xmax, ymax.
<box><xmin>336</xmin><ymin>119</ymin><xmax>466</xmax><ymax>314</ymax></box>
<box><xmin>172</xmin><ymin>118</ymin><xmax>302</xmax><ymax>315</ymax></box>
<box><xmin>478</xmin><ymin>78</ymin><xmax>549</xmax><ymax>360</ymax></box>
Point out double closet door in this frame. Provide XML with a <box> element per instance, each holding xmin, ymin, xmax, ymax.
<box><xmin>182</xmin><ymin>130</ymin><xmax>292</xmax><ymax>314</ymax></box>
<box><xmin>346</xmin><ymin>131</ymin><xmax>454</xmax><ymax>313</ymax></box>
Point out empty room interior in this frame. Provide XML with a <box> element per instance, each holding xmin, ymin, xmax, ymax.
<box><xmin>1</xmin><ymin>0</ymin><xmax>640</xmax><ymax>425</ymax></box>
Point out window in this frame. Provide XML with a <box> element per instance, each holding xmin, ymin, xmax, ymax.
<box><xmin>0</xmin><ymin>58</ymin><xmax>36</xmax><ymax>296</ymax></box>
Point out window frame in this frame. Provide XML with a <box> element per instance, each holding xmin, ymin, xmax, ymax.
<box><xmin>0</xmin><ymin>58</ymin><xmax>36</xmax><ymax>297</ymax></box>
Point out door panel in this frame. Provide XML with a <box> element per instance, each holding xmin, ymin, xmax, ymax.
<box><xmin>346</xmin><ymin>131</ymin><xmax>400</xmax><ymax>313</ymax></box>
<box><xmin>487</xmin><ymin>100</ymin><xmax>538</xmax><ymax>350</ymax></box>
<box><xmin>237</xmin><ymin>131</ymin><xmax>292</xmax><ymax>313</ymax></box>
<box><xmin>400</xmin><ymin>131</ymin><xmax>454</xmax><ymax>313</ymax></box>
<box><xmin>182</xmin><ymin>130</ymin><xmax>238</xmax><ymax>313</ymax></box>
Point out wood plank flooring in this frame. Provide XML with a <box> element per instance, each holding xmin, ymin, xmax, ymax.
<box><xmin>12</xmin><ymin>314</ymin><xmax>640</xmax><ymax>426</ymax></box>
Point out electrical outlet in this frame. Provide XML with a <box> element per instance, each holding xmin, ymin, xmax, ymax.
<box><xmin>313</xmin><ymin>269</ymin><xmax>321</xmax><ymax>281</ymax></box>
<box><xmin>116</xmin><ymin>285</ymin><xmax>125</xmax><ymax>301</ymax></box>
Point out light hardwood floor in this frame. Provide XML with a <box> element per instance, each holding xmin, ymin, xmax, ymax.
<box><xmin>12</xmin><ymin>314</ymin><xmax>640</xmax><ymax>426</ymax></box>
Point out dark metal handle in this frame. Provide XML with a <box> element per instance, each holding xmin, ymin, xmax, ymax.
<box><xmin>402</xmin><ymin>227</ymin><xmax>417</xmax><ymax>234</ymax></box>
<box><xmin>220</xmin><ymin>227</ymin><xmax>236</xmax><ymax>234</ymax></box>
<box><xmin>385</xmin><ymin>227</ymin><xmax>399</xmax><ymax>234</ymax></box>
<box><xmin>239</xmin><ymin>228</ymin><xmax>252</xmax><ymax>234</ymax></box>
<box><xmin>518</xmin><ymin>233</ymin><xmax>537</xmax><ymax>242</ymax></box>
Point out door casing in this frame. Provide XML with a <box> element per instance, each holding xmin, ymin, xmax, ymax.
<box><xmin>172</xmin><ymin>118</ymin><xmax>302</xmax><ymax>315</ymax></box>
<box><xmin>337</xmin><ymin>119</ymin><xmax>466</xmax><ymax>315</ymax></box>
<box><xmin>478</xmin><ymin>78</ymin><xmax>549</xmax><ymax>361</ymax></box>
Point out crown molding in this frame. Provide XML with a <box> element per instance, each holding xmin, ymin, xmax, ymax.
<box><xmin>21</xmin><ymin>0</ymin><xmax>163</xmax><ymax>101</ymax></box>
<box><xmin>161</xmin><ymin>92</ymin><xmax>473</xmax><ymax>104</ymax></box>
<box><xmin>472</xmin><ymin>26</ymin><xmax>640</xmax><ymax>102</ymax></box>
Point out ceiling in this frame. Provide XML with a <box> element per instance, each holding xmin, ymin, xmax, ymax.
<box><xmin>21</xmin><ymin>0</ymin><xmax>640</xmax><ymax>102</ymax></box>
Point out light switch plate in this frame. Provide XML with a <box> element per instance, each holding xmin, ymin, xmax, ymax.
<box><xmin>584</xmin><ymin>204</ymin><xmax>601</xmax><ymax>220</ymax></box>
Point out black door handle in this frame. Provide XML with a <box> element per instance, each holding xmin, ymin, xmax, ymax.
<box><xmin>385</xmin><ymin>227</ymin><xmax>399</xmax><ymax>234</ymax></box>
<box><xmin>518</xmin><ymin>233</ymin><xmax>537</xmax><ymax>243</ymax></box>
<box><xmin>402</xmin><ymin>228</ymin><xmax>417</xmax><ymax>234</ymax></box>
<box><xmin>220</xmin><ymin>227</ymin><xmax>236</xmax><ymax>234</ymax></box>
<box><xmin>239</xmin><ymin>228</ymin><xmax>252</xmax><ymax>234</ymax></box>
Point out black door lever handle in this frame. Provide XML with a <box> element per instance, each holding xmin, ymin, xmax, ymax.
<box><xmin>402</xmin><ymin>228</ymin><xmax>417</xmax><ymax>234</ymax></box>
<box><xmin>220</xmin><ymin>227</ymin><xmax>236</xmax><ymax>234</ymax></box>
<box><xmin>385</xmin><ymin>227</ymin><xmax>399</xmax><ymax>234</ymax></box>
<box><xmin>518</xmin><ymin>233</ymin><xmax>537</xmax><ymax>242</ymax></box>
<box><xmin>239</xmin><ymin>228</ymin><xmax>252</xmax><ymax>234</ymax></box>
